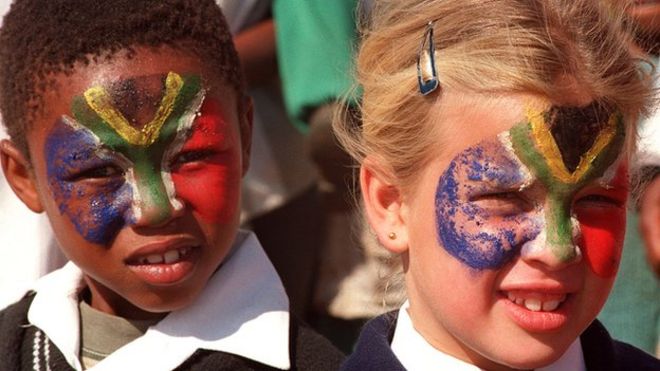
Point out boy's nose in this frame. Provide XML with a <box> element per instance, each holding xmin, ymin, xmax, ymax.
<box><xmin>132</xmin><ymin>197</ymin><xmax>184</xmax><ymax>227</ymax></box>
<box><xmin>130</xmin><ymin>176</ymin><xmax>185</xmax><ymax>227</ymax></box>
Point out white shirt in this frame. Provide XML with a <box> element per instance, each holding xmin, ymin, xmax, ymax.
<box><xmin>391</xmin><ymin>301</ymin><xmax>586</xmax><ymax>371</ymax></box>
<box><xmin>27</xmin><ymin>230</ymin><xmax>291</xmax><ymax>370</ymax></box>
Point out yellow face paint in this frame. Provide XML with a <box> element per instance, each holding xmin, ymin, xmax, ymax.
<box><xmin>525</xmin><ymin>106</ymin><xmax>619</xmax><ymax>184</ymax></box>
<box><xmin>83</xmin><ymin>71</ymin><xmax>184</xmax><ymax>146</ymax></box>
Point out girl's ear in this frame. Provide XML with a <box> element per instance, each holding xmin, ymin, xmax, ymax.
<box><xmin>360</xmin><ymin>157</ymin><xmax>409</xmax><ymax>254</ymax></box>
<box><xmin>0</xmin><ymin>140</ymin><xmax>44</xmax><ymax>213</ymax></box>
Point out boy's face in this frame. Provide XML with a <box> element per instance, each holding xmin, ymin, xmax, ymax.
<box><xmin>17</xmin><ymin>47</ymin><xmax>250</xmax><ymax>318</ymax></box>
<box><xmin>394</xmin><ymin>93</ymin><xmax>627</xmax><ymax>369</ymax></box>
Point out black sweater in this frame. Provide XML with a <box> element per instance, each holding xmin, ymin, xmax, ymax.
<box><xmin>342</xmin><ymin>311</ymin><xmax>660</xmax><ymax>371</ymax></box>
<box><xmin>0</xmin><ymin>293</ymin><xmax>345</xmax><ymax>370</ymax></box>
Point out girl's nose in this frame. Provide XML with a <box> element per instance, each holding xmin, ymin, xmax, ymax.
<box><xmin>520</xmin><ymin>230</ymin><xmax>582</xmax><ymax>270</ymax></box>
<box><xmin>520</xmin><ymin>206</ymin><xmax>582</xmax><ymax>270</ymax></box>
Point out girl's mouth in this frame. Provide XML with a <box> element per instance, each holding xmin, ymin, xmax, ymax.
<box><xmin>500</xmin><ymin>290</ymin><xmax>574</xmax><ymax>332</ymax></box>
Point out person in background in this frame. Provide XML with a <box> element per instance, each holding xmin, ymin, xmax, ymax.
<box><xmin>273</xmin><ymin>0</ymin><xmax>404</xmax><ymax>353</ymax></box>
<box><xmin>598</xmin><ymin>0</ymin><xmax>660</xmax><ymax>357</ymax></box>
<box><xmin>218</xmin><ymin>0</ymin><xmax>319</xmax><ymax>320</ymax></box>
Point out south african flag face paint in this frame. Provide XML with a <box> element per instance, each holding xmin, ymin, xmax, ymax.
<box><xmin>45</xmin><ymin>71</ymin><xmax>241</xmax><ymax>245</ymax></box>
<box><xmin>435</xmin><ymin>102</ymin><xmax>627</xmax><ymax>277</ymax></box>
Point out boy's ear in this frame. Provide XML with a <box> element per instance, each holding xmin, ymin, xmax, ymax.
<box><xmin>361</xmin><ymin>157</ymin><xmax>409</xmax><ymax>254</ymax></box>
<box><xmin>0</xmin><ymin>140</ymin><xmax>44</xmax><ymax>213</ymax></box>
<box><xmin>640</xmin><ymin>176</ymin><xmax>660</xmax><ymax>277</ymax></box>
<box><xmin>239</xmin><ymin>95</ymin><xmax>253</xmax><ymax>176</ymax></box>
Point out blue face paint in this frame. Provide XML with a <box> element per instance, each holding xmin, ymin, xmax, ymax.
<box><xmin>435</xmin><ymin>138</ymin><xmax>542</xmax><ymax>270</ymax></box>
<box><xmin>45</xmin><ymin>117</ymin><xmax>134</xmax><ymax>244</ymax></box>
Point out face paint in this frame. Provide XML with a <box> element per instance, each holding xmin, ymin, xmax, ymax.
<box><xmin>435</xmin><ymin>103</ymin><xmax>626</xmax><ymax>274</ymax></box>
<box><xmin>509</xmin><ymin>104</ymin><xmax>626</xmax><ymax>272</ymax></box>
<box><xmin>45</xmin><ymin>71</ymin><xmax>208</xmax><ymax>244</ymax></box>
<box><xmin>574</xmin><ymin>165</ymin><xmax>628</xmax><ymax>277</ymax></box>
<box><xmin>169</xmin><ymin>98</ymin><xmax>240</xmax><ymax>223</ymax></box>
<box><xmin>436</xmin><ymin>139</ymin><xmax>542</xmax><ymax>269</ymax></box>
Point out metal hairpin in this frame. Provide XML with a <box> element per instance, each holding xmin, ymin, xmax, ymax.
<box><xmin>417</xmin><ymin>21</ymin><xmax>440</xmax><ymax>95</ymax></box>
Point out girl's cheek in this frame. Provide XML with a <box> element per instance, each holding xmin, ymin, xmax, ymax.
<box><xmin>171</xmin><ymin>162</ymin><xmax>240</xmax><ymax>223</ymax></box>
<box><xmin>576</xmin><ymin>206</ymin><xmax>626</xmax><ymax>278</ymax></box>
<box><xmin>575</xmin><ymin>164</ymin><xmax>629</xmax><ymax>278</ymax></box>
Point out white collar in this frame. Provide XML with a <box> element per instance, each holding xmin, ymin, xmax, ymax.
<box><xmin>28</xmin><ymin>230</ymin><xmax>291</xmax><ymax>370</ymax></box>
<box><xmin>391</xmin><ymin>301</ymin><xmax>585</xmax><ymax>371</ymax></box>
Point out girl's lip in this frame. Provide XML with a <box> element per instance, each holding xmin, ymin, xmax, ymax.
<box><xmin>499</xmin><ymin>290</ymin><xmax>574</xmax><ymax>332</ymax></box>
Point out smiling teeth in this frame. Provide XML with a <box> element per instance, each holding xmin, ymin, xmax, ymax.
<box><xmin>507</xmin><ymin>292</ymin><xmax>566</xmax><ymax>312</ymax></box>
<box><xmin>140</xmin><ymin>247</ymin><xmax>190</xmax><ymax>265</ymax></box>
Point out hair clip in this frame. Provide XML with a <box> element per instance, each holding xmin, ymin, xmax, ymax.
<box><xmin>417</xmin><ymin>21</ymin><xmax>440</xmax><ymax>95</ymax></box>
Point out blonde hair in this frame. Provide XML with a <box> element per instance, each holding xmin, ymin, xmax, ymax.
<box><xmin>334</xmin><ymin>0</ymin><xmax>654</xmax><ymax>190</ymax></box>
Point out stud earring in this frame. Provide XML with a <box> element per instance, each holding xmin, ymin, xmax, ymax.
<box><xmin>388</xmin><ymin>232</ymin><xmax>397</xmax><ymax>240</ymax></box>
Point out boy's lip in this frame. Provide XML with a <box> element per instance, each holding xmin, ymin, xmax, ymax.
<box><xmin>124</xmin><ymin>236</ymin><xmax>201</xmax><ymax>264</ymax></box>
<box><xmin>125</xmin><ymin>236</ymin><xmax>202</xmax><ymax>286</ymax></box>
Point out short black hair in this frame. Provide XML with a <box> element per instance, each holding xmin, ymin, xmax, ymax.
<box><xmin>0</xmin><ymin>0</ymin><xmax>244</xmax><ymax>156</ymax></box>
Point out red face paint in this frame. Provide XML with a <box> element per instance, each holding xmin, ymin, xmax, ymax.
<box><xmin>575</xmin><ymin>165</ymin><xmax>628</xmax><ymax>278</ymax></box>
<box><xmin>170</xmin><ymin>98</ymin><xmax>241</xmax><ymax>223</ymax></box>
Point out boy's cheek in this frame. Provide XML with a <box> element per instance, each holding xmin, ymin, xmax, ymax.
<box><xmin>48</xmin><ymin>179</ymin><xmax>133</xmax><ymax>245</ymax></box>
<box><xmin>576</xmin><ymin>207</ymin><xmax>626</xmax><ymax>278</ymax></box>
<box><xmin>171</xmin><ymin>162</ymin><xmax>240</xmax><ymax>223</ymax></box>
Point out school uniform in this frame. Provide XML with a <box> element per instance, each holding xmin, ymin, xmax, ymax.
<box><xmin>342</xmin><ymin>302</ymin><xmax>659</xmax><ymax>371</ymax></box>
<box><xmin>0</xmin><ymin>231</ymin><xmax>344</xmax><ymax>370</ymax></box>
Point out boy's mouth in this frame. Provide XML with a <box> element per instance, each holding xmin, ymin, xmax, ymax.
<box><xmin>130</xmin><ymin>246</ymin><xmax>194</xmax><ymax>265</ymax></box>
<box><xmin>124</xmin><ymin>239</ymin><xmax>201</xmax><ymax>285</ymax></box>
<box><xmin>505</xmin><ymin>291</ymin><xmax>568</xmax><ymax>312</ymax></box>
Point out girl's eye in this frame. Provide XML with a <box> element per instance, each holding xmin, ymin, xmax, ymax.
<box><xmin>470</xmin><ymin>191</ymin><xmax>531</xmax><ymax>215</ymax></box>
<box><xmin>575</xmin><ymin>194</ymin><xmax>623</xmax><ymax>208</ymax></box>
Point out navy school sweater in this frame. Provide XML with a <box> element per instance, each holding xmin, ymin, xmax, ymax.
<box><xmin>342</xmin><ymin>311</ymin><xmax>660</xmax><ymax>371</ymax></box>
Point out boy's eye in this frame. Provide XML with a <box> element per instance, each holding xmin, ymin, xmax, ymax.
<box><xmin>171</xmin><ymin>149</ymin><xmax>216</xmax><ymax>167</ymax></box>
<box><xmin>70</xmin><ymin>165</ymin><xmax>124</xmax><ymax>181</ymax></box>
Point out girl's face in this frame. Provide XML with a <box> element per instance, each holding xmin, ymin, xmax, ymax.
<box><xmin>373</xmin><ymin>93</ymin><xmax>628</xmax><ymax>369</ymax></box>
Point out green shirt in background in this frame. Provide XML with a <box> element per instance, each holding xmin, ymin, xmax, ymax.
<box><xmin>599</xmin><ymin>212</ymin><xmax>660</xmax><ymax>355</ymax></box>
<box><xmin>273</xmin><ymin>0</ymin><xmax>359</xmax><ymax>132</ymax></box>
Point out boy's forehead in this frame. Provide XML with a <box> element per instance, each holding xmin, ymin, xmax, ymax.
<box><xmin>37</xmin><ymin>48</ymin><xmax>238</xmax><ymax>126</ymax></box>
<box><xmin>95</xmin><ymin>73</ymin><xmax>172</xmax><ymax>129</ymax></box>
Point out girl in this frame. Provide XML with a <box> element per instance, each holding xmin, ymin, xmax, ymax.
<box><xmin>336</xmin><ymin>0</ymin><xmax>660</xmax><ymax>369</ymax></box>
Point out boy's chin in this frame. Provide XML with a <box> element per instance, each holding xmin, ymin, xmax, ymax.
<box><xmin>129</xmin><ymin>284</ymin><xmax>206</xmax><ymax>317</ymax></box>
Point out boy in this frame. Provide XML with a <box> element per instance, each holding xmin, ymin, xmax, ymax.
<box><xmin>0</xmin><ymin>0</ymin><xmax>344</xmax><ymax>369</ymax></box>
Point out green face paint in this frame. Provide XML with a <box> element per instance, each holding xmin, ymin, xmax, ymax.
<box><xmin>508</xmin><ymin>104</ymin><xmax>625</xmax><ymax>262</ymax></box>
<box><xmin>70</xmin><ymin>71</ymin><xmax>205</xmax><ymax>225</ymax></box>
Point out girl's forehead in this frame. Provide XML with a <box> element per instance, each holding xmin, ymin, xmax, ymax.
<box><xmin>432</xmin><ymin>91</ymin><xmax>621</xmax><ymax>163</ymax></box>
